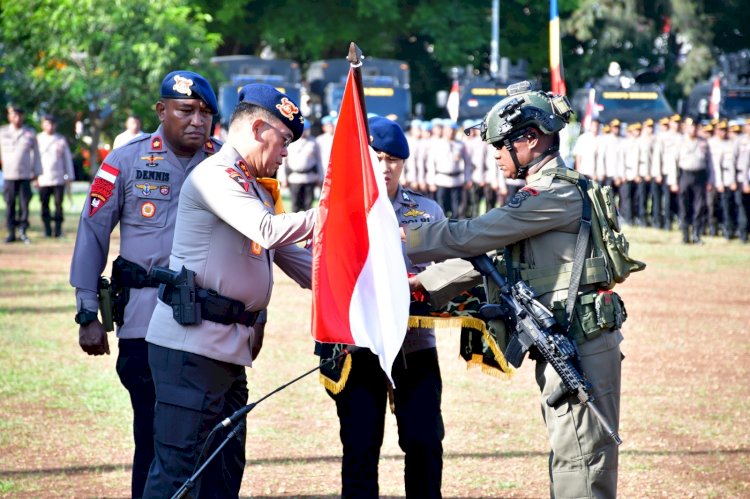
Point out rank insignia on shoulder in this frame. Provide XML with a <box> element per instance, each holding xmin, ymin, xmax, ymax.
<box><xmin>140</xmin><ymin>154</ymin><xmax>164</xmax><ymax>167</ymax></box>
<box><xmin>235</xmin><ymin>159</ymin><xmax>252</xmax><ymax>179</ymax></box>
<box><xmin>403</xmin><ymin>208</ymin><xmax>427</xmax><ymax>218</ymax></box>
<box><xmin>172</xmin><ymin>75</ymin><xmax>194</xmax><ymax>96</ymax></box>
<box><xmin>226</xmin><ymin>168</ymin><xmax>249</xmax><ymax>192</ymax></box>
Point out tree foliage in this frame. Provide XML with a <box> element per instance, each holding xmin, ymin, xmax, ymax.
<box><xmin>0</xmin><ymin>0</ymin><xmax>219</xmax><ymax>172</ymax></box>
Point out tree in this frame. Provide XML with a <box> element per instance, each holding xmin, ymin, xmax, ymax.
<box><xmin>0</xmin><ymin>0</ymin><xmax>220</xmax><ymax>175</ymax></box>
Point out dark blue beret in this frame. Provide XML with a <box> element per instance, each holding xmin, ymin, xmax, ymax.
<box><xmin>368</xmin><ymin>116</ymin><xmax>409</xmax><ymax>160</ymax></box>
<box><xmin>238</xmin><ymin>83</ymin><xmax>304</xmax><ymax>142</ymax></box>
<box><xmin>160</xmin><ymin>70</ymin><xmax>218</xmax><ymax>115</ymax></box>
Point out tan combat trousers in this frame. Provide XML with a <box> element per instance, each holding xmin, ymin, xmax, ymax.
<box><xmin>535</xmin><ymin>329</ymin><xmax>623</xmax><ymax>499</ymax></box>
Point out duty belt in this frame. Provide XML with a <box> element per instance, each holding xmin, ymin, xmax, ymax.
<box><xmin>159</xmin><ymin>285</ymin><xmax>260</xmax><ymax>327</ymax></box>
<box><xmin>437</xmin><ymin>170</ymin><xmax>463</xmax><ymax>176</ymax></box>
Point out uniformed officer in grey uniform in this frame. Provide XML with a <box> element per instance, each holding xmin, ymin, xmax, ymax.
<box><xmin>674</xmin><ymin>117</ymin><xmax>712</xmax><ymax>244</ymax></box>
<box><xmin>37</xmin><ymin>114</ymin><xmax>75</xmax><ymax>237</ymax></box>
<box><xmin>0</xmin><ymin>105</ymin><xmax>42</xmax><ymax>243</ymax></box>
<box><xmin>69</xmin><ymin>70</ymin><xmax>221</xmax><ymax>498</ymax></box>
<box><xmin>278</xmin><ymin>119</ymin><xmax>323</xmax><ymax>211</ymax></box>
<box><xmin>327</xmin><ymin>116</ymin><xmax>446</xmax><ymax>498</ymax></box>
<box><xmin>405</xmin><ymin>83</ymin><xmax>624</xmax><ymax>498</ymax></box>
<box><xmin>143</xmin><ymin>83</ymin><xmax>315</xmax><ymax>498</ymax></box>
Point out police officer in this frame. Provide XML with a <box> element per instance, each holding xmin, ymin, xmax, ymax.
<box><xmin>738</xmin><ymin>118</ymin><xmax>750</xmax><ymax>243</ymax></box>
<box><xmin>143</xmin><ymin>83</ymin><xmax>315</xmax><ymax>498</ymax></box>
<box><xmin>427</xmin><ymin>119</ymin><xmax>471</xmax><ymax>218</ymax></box>
<box><xmin>0</xmin><ymin>105</ymin><xmax>42</xmax><ymax>243</ymax></box>
<box><xmin>36</xmin><ymin>114</ymin><xmax>75</xmax><ymax>238</ymax></box>
<box><xmin>405</xmin><ymin>83</ymin><xmax>624</xmax><ymax>498</ymax></box>
<box><xmin>712</xmin><ymin>120</ymin><xmax>740</xmax><ymax>239</ymax></box>
<box><xmin>325</xmin><ymin>116</ymin><xmax>445</xmax><ymax>498</ymax></box>
<box><xmin>69</xmin><ymin>70</ymin><xmax>222</xmax><ymax>498</ymax></box>
<box><xmin>620</xmin><ymin>122</ymin><xmax>641</xmax><ymax>225</ymax></box>
<box><xmin>279</xmin><ymin>119</ymin><xmax>322</xmax><ymax>211</ymax></box>
<box><xmin>674</xmin><ymin>117</ymin><xmax>712</xmax><ymax>244</ymax></box>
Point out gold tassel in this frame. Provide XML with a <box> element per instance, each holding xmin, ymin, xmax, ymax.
<box><xmin>409</xmin><ymin>315</ymin><xmax>514</xmax><ymax>378</ymax></box>
<box><xmin>318</xmin><ymin>354</ymin><xmax>353</xmax><ymax>394</ymax></box>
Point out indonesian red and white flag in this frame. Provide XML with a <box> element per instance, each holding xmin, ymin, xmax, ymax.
<box><xmin>709</xmin><ymin>76</ymin><xmax>721</xmax><ymax>119</ymax></box>
<box><xmin>311</xmin><ymin>67</ymin><xmax>410</xmax><ymax>383</ymax></box>
<box><xmin>582</xmin><ymin>88</ymin><xmax>597</xmax><ymax>131</ymax></box>
<box><xmin>446</xmin><ymin>79</ymin><xmax>460</xmax><ymax>123</ymax></box>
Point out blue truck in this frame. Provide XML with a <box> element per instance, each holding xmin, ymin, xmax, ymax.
<box><xmin>306</xmin><ymin>58</ymin><xmax>412</xmax><ymax>127</ymax></box>
<box><xmin>211</xmin><ymin>55</ymin><xmax>303</xmax><ymax>127</ymax></box>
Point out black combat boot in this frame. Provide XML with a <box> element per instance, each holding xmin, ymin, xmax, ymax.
<box><xmin>681</xmin><ymin>227</ymin><xmax>690</xmax><ymax>244</ymax></box>
<box><xmin>692</xmin><ymin>229</ymin><xmax>703</xmax><ymax>245</ymax></box>
<box><xmin>54</xmin><ymin>221</ymin><xmax>63</xmax><ymax>238</ymax></box>
<box><xmin>44</xmin><ymin>220</ymin><xmax>53</xmax><ymax>238</ymax></box>
<box><xmin>18</xmin><ymin>228</ymin><xmax>30</xmax><ymax>244</ymax></box>
<box><xmin>4</xmin><ymin>229</ymin><xmax>16</xmax><ymax>243</ymax></box>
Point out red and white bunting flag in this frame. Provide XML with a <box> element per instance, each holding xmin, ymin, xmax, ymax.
<box><xmin>311</xmin><ymin>67</ymin><xmax>410</xmax><ymax>384</ymax></box>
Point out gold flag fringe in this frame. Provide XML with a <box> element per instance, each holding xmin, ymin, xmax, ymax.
<box><xmin>319</xmin><ymin>353</ymin><xmax>353</xmax><ymax>394</ymax></box>
<box><xmin>409</xmin><ymin>315</ymin><xmax>514</xmax><ymax>379</ymax></box>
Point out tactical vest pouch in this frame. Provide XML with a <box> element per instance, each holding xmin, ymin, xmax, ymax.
<box><xmin>552</xmin><ymin>291</ymin><xmax>627</xmax><ymax>345</ymax></box>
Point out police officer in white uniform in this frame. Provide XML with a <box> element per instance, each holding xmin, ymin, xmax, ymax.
<box><xmin>143</xmin><ymin>84</ymin><xmax>315</xmax><ymax>498</ymax></box>
<box><xmin>70</xmin><ymin>70</ymin><xmax>221</xmax><ymax>498</ymax></box>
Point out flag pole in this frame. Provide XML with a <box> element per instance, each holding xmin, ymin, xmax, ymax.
<box><xmin>346</xmin><ymin>42</ymin><xmax>371</xmax><ymax>142</ymax></box>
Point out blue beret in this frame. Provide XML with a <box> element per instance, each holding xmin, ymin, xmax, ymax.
<box><xmin>420</xmin><ymin>121</ymin><xmax>433</xmax><ymax>131</ymax></box>
<box><xmin>321</xmin><ymin>115</ymin><xmax>334</xmax><ymax>126</ymax></box>
<box><xmin>410</xmin><ymin>119</ymin><xmax>422</xmax><ymax>130</ymax></box>
<box><xmin>430</xmin><ymin>118</ymin><xmax>444</xmax><ymax>127</ymax></box>
<box><xmin>368</xmin><ymin>116</ymin><xmax>409</xmax><ymax>160</ymax></box>
<box><xmin>238</xmin><ymin>83</ymin><xmax>304</xmax><ymax>142</ymax></box>
<box><xmin>443</xmin><ymin>118</ymin><xmax>458</xmax><ymax>129</ymax></box>
<box><xmin>160</xmin><ymin>70</ymin><xmax>218</xmax><ymax>115</ymax></box>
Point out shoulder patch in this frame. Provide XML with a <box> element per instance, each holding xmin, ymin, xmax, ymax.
<box><xmin>226</xmin><ymin>168</ymin><xmax>249</xmax><ymax>192</ymax></box>
<box><xmin>89</xmin><ymin>163</ymin><xmax>120</xmax><ymax>217</ymax></box>
<box><xmin>507</xmin><ymin>186</ymin><xmax>539</xmax><ymax>209</ymax></box>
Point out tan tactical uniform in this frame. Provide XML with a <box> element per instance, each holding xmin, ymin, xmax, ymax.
<box><xmin>406</xmin><ymin>155</ymin><xmax>623</xmax><ymax>498</ymax></box>
<box><xmin>0</xmin><ymin>124</ymin><xmax>42</xmax><ymax>180</ymax></box>
<box><xmin>145</xmin><ymin>143</ymin><xmax>316</xmax><ymax>367</ymax></box>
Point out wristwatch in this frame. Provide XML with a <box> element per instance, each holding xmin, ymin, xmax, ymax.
<box><xmin>74</xmin><ymin>309</ymin><xmax>99</xmax><ymax>326</ymax></box>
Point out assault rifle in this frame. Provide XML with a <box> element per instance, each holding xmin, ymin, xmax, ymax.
<box><xmin>466</xmin><ymin>254</ymin><xmax>622</xmax><ymax>445</ymax></box>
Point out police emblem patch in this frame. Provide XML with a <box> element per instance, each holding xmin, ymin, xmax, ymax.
<box><xmin>276</xmin><ymin>97</ymin><xmax>299</xmax><ymax>121</ymax></box>
<box><xmin>250</xmin><ymin>241</ymin><xmax>263</xmax><ymax>255</ymax></box>
<box><xmin>89</xmin><ymin>163</ymin><xmax>119</xmax><ymax>217</ymax></box>
<box><xmin>508</xmin><ymin>186</ymin><xmax>539</xmax><ymax>208</ymax></box>
<box><xmin>141</xmin><ymin>201</ymin><xmax>156</xmax><ymax>218</ymax></box>
<box><xmin>226</xmin><ymin>168</ymin><xmax>249</xmax><ymax>192</ymax></box>
<box><xmin>151</xmin><ymin>137</ymin><xmax>163</xmax><ymax>150</ymax></box>
<box><xmin>159</xmin><ymin>185</ymin><xmax>170</xmax><ymax>196</ymax></box>
<box><xmin>172</xmin><ymin>75</ymin><xmax>194</xmax><ymax>96</ymax></box>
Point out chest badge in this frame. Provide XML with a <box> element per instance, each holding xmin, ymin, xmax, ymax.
<box><xmin>140</xmin><ymin>154</ymin><xmax>164</xmax><ymax>167</ymax></box>
<box><xmin>403</xmin><ymin>208</ymin><xmax>427</xmax><ymax>218</ymax></box>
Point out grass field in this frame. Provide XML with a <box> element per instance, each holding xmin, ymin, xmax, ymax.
<box><xmin>0</xmin><ymin>192</ymin><xmax>749</xmax><ymax>498</ymax></box>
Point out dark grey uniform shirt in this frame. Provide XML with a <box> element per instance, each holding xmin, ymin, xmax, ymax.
<box><xmin>70</xmin><ymin>126</ymin><xmax>221</xmax><ymax>339</ymax></box>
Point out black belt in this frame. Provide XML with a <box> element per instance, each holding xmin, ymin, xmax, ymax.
<box><xmin>160</xmin><ymin>285</ymin><xmax>260</xmax><ymax>327</ymax></box>
<box><xmin>437</xmin><ymin>170</ymin><xmax>463</xmax><ymax>176</ymax></box>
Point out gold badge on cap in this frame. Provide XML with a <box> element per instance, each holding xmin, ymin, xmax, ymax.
<box><xmin>276</xmin><ymin>97</ymin><xmax>299</xmax><ymax>121</ymax></box>
<box><xmin>173</xmin><ymin>75</ymin><xmax>194</xmax><ymax>96</ymax></box>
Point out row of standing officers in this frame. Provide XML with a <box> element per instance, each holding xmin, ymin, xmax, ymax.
<box><xmin>573</xmin><ymin>115</ymin><xmax>750</xmax><ymax>244</ymax></box>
